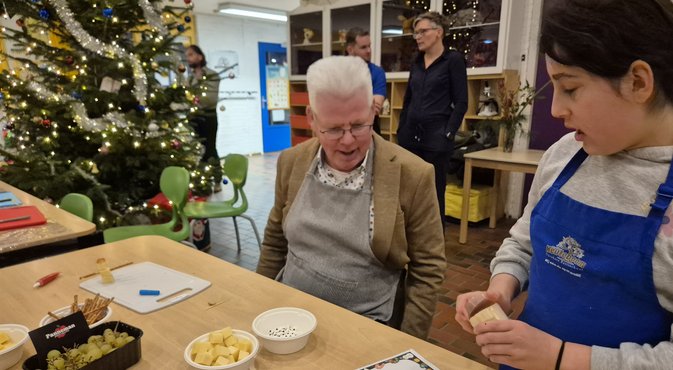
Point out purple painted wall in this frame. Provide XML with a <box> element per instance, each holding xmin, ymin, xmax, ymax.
<box><xmin>522</xmin><ymin>54</ymin><xmax>573</xmax><ymax>206</ymax></box>
<box><xmin>529</xmin><ymin>54</ymin><xmax>571</xmax><ymax>149</ymax></box>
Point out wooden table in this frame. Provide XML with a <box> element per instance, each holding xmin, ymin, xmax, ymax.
<box><xmin>0</xmin><ymin>181</ymin><xmax>96</xmax><ymax>253</ymax></box>
<box><xmin>2</xmin><ymin>236</ymin><xmax>491</xmax><ymax>369</ymax></box>
<box><xmin>459</xmin><ymin>148</ymin><xmax>544</xmax><ymax>244</ymax></box>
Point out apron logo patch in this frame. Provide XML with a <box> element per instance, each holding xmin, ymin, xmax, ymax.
<box><xmin>545</xmin><ymin>236</ymin><xmax>586</xmax><ymax>277</ymax></box>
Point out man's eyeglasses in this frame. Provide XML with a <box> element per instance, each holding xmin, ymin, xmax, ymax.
<box><xmin>413</xmin><ymin>27</ymin><xmax>438</xmax><ymax>39</ymax></box>
<box><xmin>319</xmin><ymin>124</ymin><xmax>373</xmax><ymax>140</ymax></box>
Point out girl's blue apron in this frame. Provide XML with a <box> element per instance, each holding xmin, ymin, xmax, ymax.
<box><xmin>500</xmin><ymin>148</ymin><xmax>673</xmax><ymax>369</ymax></box>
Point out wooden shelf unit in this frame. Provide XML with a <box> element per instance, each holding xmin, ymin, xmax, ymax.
<box><xmin>464</xmin><ymin>70</ymin><xmax>519</xmax><ymax>146</ymax></box>
<box><xmin>289</xmin><ymin>81</ymin><xmax>314</xmax><ymax>146</ymax></box>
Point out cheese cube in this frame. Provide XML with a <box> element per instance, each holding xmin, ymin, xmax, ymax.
<box><xmin>219</xmin><ymin>326</ymin><xmax>233</xmax><ymax>338</ymax></box>
<box><xmin>227</xmin><ymin>355</ymin><xmax>236</xmax><ymax>363</ymax></box>
<box><xmin>209</xmin><ymin>331</ymin><xmax>224</xmax><ymax>344</ymax></box>
<box><xmin>236</xmin><ymin>338</ymin><xmax>252</xmax><ymax>353</ymax></box>
<box><xmin>238</xmin><ymin>350</ymin><xmax>250</xmax><ymax>361</ymax></box>
<box><xmin>214</xmin><ymin>356</ymin><xmax>232</xmax><ymax>366</ymax></box>
<box><xmin>213</xmin><ymin>344</ymin><xmax>230</xmax><ymax>358</ymax></box>
<box><xmin>228</xmin><ymin>346</ymin><xmax>239</xmax><ymax>359</ymax></box>
<box><xmin>194</xmin><ymin>351</ymin><xmax>213</xmax><ymax>366</ymax></box>
<box><xmin>191</xmin><ymin>341</ymin><xmax>213</xmax><ymax>357</ymax></box>
<box><xmin>224</xmin><ymin>335</ymin><xmax>238</xmax><ymax>346</ymax></box>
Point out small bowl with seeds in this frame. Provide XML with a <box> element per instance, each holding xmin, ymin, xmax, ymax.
<box><xmin>251</xmin><ymin>307</ymin><xmax>316</xmax><ymax>355</ymax></box>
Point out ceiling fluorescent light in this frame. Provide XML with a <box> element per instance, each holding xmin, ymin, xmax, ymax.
<box><xmin>218</xmin><ymin>3</ymin><xmax>287</xmax><ymax>22</ymax></box>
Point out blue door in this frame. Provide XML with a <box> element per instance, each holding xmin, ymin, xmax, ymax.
<box><xmin>258</xmin><ymin>42</ymin><xmax>291</xmax><ymax>153</ymax></box>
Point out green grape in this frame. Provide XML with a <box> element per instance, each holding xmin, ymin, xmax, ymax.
<box><xmin>103</xmin><ymin>328</ymin><xmax>113</xmax><ymax>336</ymax></box>
<box><xmin>99</xmin><ymin>343</ymin><xmax>112</xmax><ymax>355</ymax></box>
<box><xmin>47</xmin><ymin>349</ymin><xmax>62</xmax><ymax>360</ymax></box>
<box><xmin>47</xmin><ymin>365</ymin><xmax>56</xmax><ymax>370</ymax></box>
<box><xmin>89</xmin><ymin>347</ymin><xmax>103</xmax><ymax>360</ymax></box>
<box><xmin>78</xmin><ymin>343</ymin><xmax>89</xmax><ymax>354</ymax></box>
<box><xmin>87</xmin><ymin>335</ymin><xmax>102</xmax><ymax>344</ymax></box>
<box><xmin>52</xmin><ymin>358</ymin><xmax>65</xmax><ymax>370</ymax></box>
<box><xmin>104</xmin><ymin>334</ymin><xmax>115</xmax><ymax>344</ymax></box>
<box><xmin>67</xmin><ymin>348</ymin><xmax>80</xmax><ymax>358</ymax></box>
<box><xmin>119</xmin><ymin>332</ymin><xmax>128</xmax><ymax>339</ymax></box>
<box><xmin>114</xmin><ymin>337</ymin><xmax>125</xmax><ymax>348</ymax></box>
<box><xmin>124</xmin><ymin>336</ymin><xmax>135</xmax><ymax>344</ymax></box>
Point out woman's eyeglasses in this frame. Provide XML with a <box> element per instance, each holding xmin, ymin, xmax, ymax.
<box><xmin>413</xmin><ymin>27</ymin><xmax>438</xmax><ymax>39</ymax></box>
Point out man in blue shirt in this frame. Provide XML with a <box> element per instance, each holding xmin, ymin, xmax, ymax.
<box><xmin>346</xmin><ymin>28</ymin><xmax>387</xmax><ymax>135</ymax></box>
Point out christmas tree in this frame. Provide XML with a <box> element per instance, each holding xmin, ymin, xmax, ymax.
<box><xmin>0</xmin><ymin>0</ymin><xmax>220</xmax><ymax>227</ymax></box>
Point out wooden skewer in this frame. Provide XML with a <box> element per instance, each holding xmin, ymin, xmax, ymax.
<box><xmin>79</xmin><ymin>261</ymin><xmax>133</xmax><ymax>280</ymax></box>
<box><xmin>48</xmin><ymin>311</ymin><xmax>61</xmax><ymax>320</ymax></box>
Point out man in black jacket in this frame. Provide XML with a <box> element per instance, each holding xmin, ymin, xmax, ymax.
<box><xmin>398</xmin><ymin>12</ymin><xmax>468</xmax><ymax>224</ymax></box>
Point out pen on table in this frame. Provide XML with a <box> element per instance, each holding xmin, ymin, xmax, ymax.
<box><xmin>0</xmin><ymin>198</ymin><xmax>12</xmax><ymax>203</ymax></box>
<box><xmin>33</xmin><ymin>272</ymin><xmax>60</xmax><ymax>288</ymax></box>
<box><xmin>0</xmin><ymin>215</ymin><xmax>30</xmax><ymax>224</ymax></box>
<box><xmin>79</xmin><ymin>261</ymin><xmax>134</xmax><ymax>280</ymax></box>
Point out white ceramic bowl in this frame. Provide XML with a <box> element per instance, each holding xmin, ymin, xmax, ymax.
<box><xmin>184</xmin><ymin>329</ymin><xmax>259</xmax><ymax>370</ymax></box>
<box><xmin>0</xmin><ymin>324</ymin><xmax>29</xmax><ymax>370</ymax></box>
<box><xmin>39</xmin><ymin>304</ymin><xmax>112</xmax><ymax>328</ymax></box>
<box><xmin>252</xmin><ymin>307</ymin><xmax>317</xmax><ymax>355</ymax></box>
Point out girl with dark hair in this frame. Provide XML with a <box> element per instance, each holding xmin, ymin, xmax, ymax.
<box><xmin>455</xmin><ymin>1</ymin><xmax>673</xmax><ymax>369</ymax></box>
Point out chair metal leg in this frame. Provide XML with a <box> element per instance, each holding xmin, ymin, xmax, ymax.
<box><xmin>239</xmin><ymin>214</ymin><xmax>262</xmax><ymax>250</ymax></box>
<box><xmin>232</xmin><ymin>216</ymin><xmax>241</xmax><ymax>252</ymax></box>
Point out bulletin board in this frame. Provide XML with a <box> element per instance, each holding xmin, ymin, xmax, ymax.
<box><xmin>266</xmin><ymin>64</ymin><xmax>290</xmax><ymax>110</ymax></box>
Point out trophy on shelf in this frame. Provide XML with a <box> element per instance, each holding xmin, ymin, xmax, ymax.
<box><xmin>303</xmin><ymin>28</ymin><xmax>315</xmax><ymax>44</ymax></box>
<box><xmin>338</xmin><ymin>29</ymin><xmax>348</xmax><ymax>43</ymax></box>
<box><xmin>477</xmin><ymin>81</ymin><xmax>499</xmax><ymax>117</ymax></box>
<box><xmin>381</xmin><ymin>98</ymin><xmax>390</xmax><ymax>116</ymax></box>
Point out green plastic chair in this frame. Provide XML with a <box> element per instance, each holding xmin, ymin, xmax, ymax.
<box><xmin>59</xmin><ymin>193</ymin><xmax>94</xmax><ymax>222</ymax></box>
<box><xmin>184</xmin><ymin>154</ymin><xmax>262</xmax><ymax>251</ymax></box>
<box><xmin>103</xmin><ymin>166</ymin><xmax>191</xmax><ymax>243</ymax></box>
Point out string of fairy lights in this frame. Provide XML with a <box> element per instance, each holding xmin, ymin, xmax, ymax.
<box><xmin>0</xmin><ymin>0</ymin><xmax>217</xmax><ymax>226</ymax></box>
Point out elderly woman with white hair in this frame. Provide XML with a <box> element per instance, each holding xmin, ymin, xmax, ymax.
<box><xmin>256</xmin><ymin>56</ymin><xmax>446</xmax><ymax>339</ymax></box>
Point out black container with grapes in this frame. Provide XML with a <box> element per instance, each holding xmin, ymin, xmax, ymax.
<box><xmin>22</xmin><ymin>321</ymin><xmax>143</xmax><ymax>370</ymax></box>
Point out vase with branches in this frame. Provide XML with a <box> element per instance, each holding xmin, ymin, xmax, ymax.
<box><xmin>482</xmin><ymin>80</ymin><xmax>550</xmax><ymax>152</ymax></box>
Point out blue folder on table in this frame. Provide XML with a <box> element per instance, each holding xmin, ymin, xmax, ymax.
<box><xmin>0</xmin><ymin>191</ymin><xmax>22</xmax><ymax>208</ymax></box>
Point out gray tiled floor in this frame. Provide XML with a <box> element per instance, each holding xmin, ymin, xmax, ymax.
<box><xmin>206</xmin><ymin>152</ymin><xmax>279</xmax><ymax>271</ymax></box>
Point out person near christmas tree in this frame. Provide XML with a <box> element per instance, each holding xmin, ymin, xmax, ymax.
<box><xmin>0</xmin><ymin>1</ymin><xmax>214</xmax><ymax>226</ymax></box>
<box><xmin>454</xmin><ymin>0</ymin><xmax>673</xmax><ymax>369</ymax></box>
<box><xmin>186</xmin><ymin>45</ymin><xmax>222</xmax><ymax>192</ymax></box>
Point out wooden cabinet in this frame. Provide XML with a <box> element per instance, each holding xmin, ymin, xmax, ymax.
<box><xmin>330</xmin><ymin>3</ymin><xmax>374</xmax><ymax>56</ymax></box>
<box><xmin>464</xmin><ymin>70</ymin><xmax>518</xmax><ymax>146</ymax></box>
<box><xmin>378</xmin><ymin>79</ymin><xmax>406</xmax><ymax>143</ymax></box>
<box><xmin>289</xmin><ymin>82</ymin><xmax>314</xmax><ymax>145</ymax></box>
<box><xmin>288</xmin><ymin>0</ymin><xmax>524</xmax><ymax>78</ymax></box>
<box><xmin>289</xmin><ymin>1</ymin><xmax>375</xmax><ymax>77</ymax></box>
<box><xmin>288</xmin><ymin>0</ymin><xmax>524</xmax><ymax>147</ymax></box>
<box><xmin>441</xmin><ymin>0</ymin><xmax>524</xmax><ymax>75</ymax></box>
<box><xmin>379</xmin><ymin>0</ymin><xmax>431</xmax><ymax>74</ymax></box>
<box><xmin>289</xmin><ymin>9</ymin><xmax>324</xmax><ymax>76</ymax></box>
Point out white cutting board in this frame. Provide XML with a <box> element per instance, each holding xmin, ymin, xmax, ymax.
<box><xmin>80</xmin><ymin>262</ymin><xmax>211</xmax><ymax>314</ymax></box>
